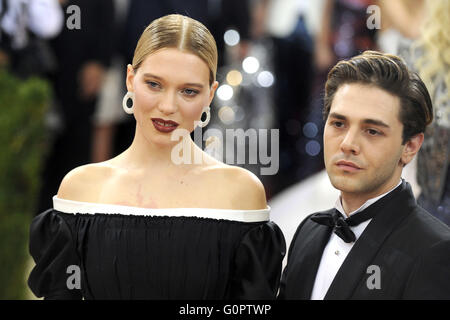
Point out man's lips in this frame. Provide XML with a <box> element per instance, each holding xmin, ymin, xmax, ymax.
<box><xmin>336</xmin><ymin>160</ymin><xmax>362</xmax><ymax>171</ymax></box>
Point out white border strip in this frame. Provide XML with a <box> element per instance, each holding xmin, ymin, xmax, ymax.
<box><xmin>53</xmin><ymin>196</ymin><xmax>270</xmax><ymax>223</ymax></box>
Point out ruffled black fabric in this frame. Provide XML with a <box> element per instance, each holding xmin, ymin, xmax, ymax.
<box><xmin>28</xmin><ymin>209</ymin><xmax>82</xmax><ymax>300</ymax></box>
<box><xmin>28</xmin><ymin>209</ymin><xmax>285</xmax><ymax>300</ymax></box>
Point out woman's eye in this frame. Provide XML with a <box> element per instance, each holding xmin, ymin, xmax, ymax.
<box><xmin>146</xmin><ymin>81</ymin><xmax>160</xmax><ymax>89</ymax></box>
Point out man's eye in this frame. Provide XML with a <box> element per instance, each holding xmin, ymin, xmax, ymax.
<box><xmin>332</xmin><ymin>121</ymin><xmax>344</xmax><ymax>128</ymax></box>
<box><xmin>367</xmin><ymin>129</ymin><xmax>381</xmax><ymax>136</ymax></box>
<box><xmin>182</xmin><ymin>88</ymin><xmax>199</xmax><ymax>96</ymax></box>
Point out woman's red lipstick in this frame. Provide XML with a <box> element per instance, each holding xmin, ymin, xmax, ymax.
<box><xmin>151</xmin><ymin>118</ymin><xmax>179</xmax><ymax>133</ymax></box>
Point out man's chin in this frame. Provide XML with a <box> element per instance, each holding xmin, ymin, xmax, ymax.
<box><xmin>328</xmin><ymin>175</ymin><xmax>365</xmax><ymax>194</ymax></box>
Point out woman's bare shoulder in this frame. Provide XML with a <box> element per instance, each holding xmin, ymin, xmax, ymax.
<box><xmin>199</xmin><ymin>163</ymin><xmax>268</xmax><ymax>210</ymax></box>
<box><xmin>56</xmin><ymin>162</ymin><xmax>116</xmax><ymax>202</ymax></box>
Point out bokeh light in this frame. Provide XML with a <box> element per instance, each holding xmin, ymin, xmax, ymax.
<box><xmin>257</xmin><ymin>71</ymin><xmax>274</xmax><ymax>87</ymax></box>
<box><xmin>216</xmin><ymin>84</ymin><xmax>233</xmax><ymax>101</ymax></box>
<box><xmin>218</xmin><ymin>106</ymin><xmax>235</xmax><ymax>125</ymax></box>
<box><xmin>242</xmin><ymin>56</ymin><xmax>260</xmax><ymax>74</ymax></box>
<box><xmin>305</xmin><ymin>140</ymin><xmax>321</xmax><ymax>156</ymax></box>
<box><xmin>233</xmin><ymin>105</ymin><xmax>245</xmax><ymax>122</ymax></box>
<box><xmin>303</xmin><ymin>122</ymin><xmax>318</xmax><ymax>138</ymax></box>
<box><xmin>224</xmin><ymin>29</ymin><xmax>240</xmax><ymax>46</ymax></box>
<box><xmin>226</xmin><ymin>70</ymin><xmax>243</xmax><ymax>86</ymax></box>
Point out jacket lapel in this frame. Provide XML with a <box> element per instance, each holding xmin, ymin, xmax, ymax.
<box><xmin>285</xmin><ymin>210</ymin><xmax>334</xmax><ymax>299</ymax></box>
<box><xmin>324</xmin><ymin>181</ymin><xmax>417</xmax><ymax>299</ymax></box>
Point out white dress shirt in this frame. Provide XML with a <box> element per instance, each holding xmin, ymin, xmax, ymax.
<box><xmin>310</xmin><ymin>180</ymin><xmax>402</xmax><ymax>300</ymax></box>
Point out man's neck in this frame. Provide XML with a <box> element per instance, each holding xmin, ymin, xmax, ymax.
<box><xmin>340</xmin><ymin>179</ymin><xmax>402</xmax><ymax>216</ymax></box>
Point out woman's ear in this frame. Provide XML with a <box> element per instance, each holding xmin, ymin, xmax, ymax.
<box><xmin>126</xmin><ymin>64</ymin><xmax>135</xmax><ymax>92</ymax></box>
<box><xmin>400</xmin><ymin>133</ymin><xmax>424</xmax><ymax>166</ymax></box>
<box><xmin>209</xmin><ymin>80</ymin><xmax>219</xmax><ymax>105</ymax></box>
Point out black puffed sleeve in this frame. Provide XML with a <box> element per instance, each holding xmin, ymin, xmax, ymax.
<box><xmin>228</xmin><ymin>222</ymin><xmax>286</xmax><ymax>299</ymax></box>
<box><xmin>28</xmin><ymin>209</ymin><xmax>82</xmax><ymax>300</ymax></box>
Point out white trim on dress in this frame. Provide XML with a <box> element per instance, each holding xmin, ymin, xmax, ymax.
<box><xmin>52</xmin><ymin>196</ymin><xmax>270</xmax><ymax>223</ymax></box>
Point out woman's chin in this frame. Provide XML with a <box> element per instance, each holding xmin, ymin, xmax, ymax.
<box><xmin>149</xmin><ymin>135</ymin><xmax>181</xmax><ymax>148</ymax></box>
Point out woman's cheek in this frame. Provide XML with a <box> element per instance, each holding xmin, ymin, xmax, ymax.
<box><xmin>180</xmin><ymin>102</ymin><xmax>203</xmax><ymax>124</ymax></box>
<box><xmin>135</xmin><ymin>90</ymin><xmax>158</xmax><ymax>113</ymax></box>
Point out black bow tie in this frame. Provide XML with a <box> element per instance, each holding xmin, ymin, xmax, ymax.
<box><xmin>311</xmin><ymin>207</ymin><xmax>378</xmax><ymax>243</ymax></box>
<box><xmin>310</xmin><ymin>182</ymin><xmax>406</xmax><ymax>243</ymax></box>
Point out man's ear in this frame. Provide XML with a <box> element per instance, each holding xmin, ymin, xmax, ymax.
<box><xmin>126</xmin><ymin>64</ymin><xmax>135</xmax><ymax>92</ymax></box>
<box><xmin>400</xmin><ymin>133</ymin><xmax>424</xmax><ymax>166</ymax></box>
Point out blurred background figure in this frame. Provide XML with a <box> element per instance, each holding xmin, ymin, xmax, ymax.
<box><xmin>315</xmin><ymin>0</ymin><xmax>377</xmax><ymax>71</ymax></box>
<box><xmin>35</xmin><ymin>0</ymin><xmax>115</xmax><ymax>214</ymax></box>
<box><xmin>377</xmin><ymin>0</ymin><xmax>449</xmax><ymax>226</ymax></box>
<box><xmin>260</xmin><ymin>0</ymin><xmax>316</xmax><ymax>197</ymax></box>
<box><xmin>410</xmin><ymin>0</ymin><xmax>450</xmax><ymax>226</ymax></box>
<box><xmin>377</xmin><ymin>0</ymin><xmax>425</xmax><ymax>56</ymax></box>
<box><xmin>91</xmin><ymin>0</ymin><xmax>129</xmax><ymax>163</ymax></box>
<box><xmin>207</xmin><ymin>0</ymin><xmax>318</xmax><ymax>199</ymax></box>
<box><xmin>0</xmin><ymin>0</ymin><xmax>63</xmax><ymax>78</ymax></box>
<box><xmin>375</xmin><ymin>0</ymin><xmax>426</xmax><ymax>199</ymax></box>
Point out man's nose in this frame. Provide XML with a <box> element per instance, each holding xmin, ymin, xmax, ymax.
<box><xmin>340</xmin><ymin>129</ymin><xmax>360</xmax><ymax>155</ymax></box>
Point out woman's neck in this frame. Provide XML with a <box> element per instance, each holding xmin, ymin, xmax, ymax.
<box><xmin>116</xmin><ymin>126</ymin><xmax>207</xmax><ymax>172</ymax></box>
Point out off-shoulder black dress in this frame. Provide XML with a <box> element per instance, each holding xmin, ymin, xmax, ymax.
<box><xmin>28</xmin><ymin>196</ymin><xmax>286</xmax><ymax>300</ymax></box>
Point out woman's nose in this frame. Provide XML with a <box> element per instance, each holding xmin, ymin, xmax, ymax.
<box><xmin>157</xmin><ymin>91</ymin><xmax>177</xmax><ymax>115</ymax></box>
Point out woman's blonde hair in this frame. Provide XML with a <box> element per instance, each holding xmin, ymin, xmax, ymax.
<box><xmin>413</xmin><ymin>0</ymin><xmax>450</xmax><ymax>104</ymax></box>
<box><xmin>132</xmin><ymin>14</ymin><xmax>218</xmax><ymax>85</ymax></box>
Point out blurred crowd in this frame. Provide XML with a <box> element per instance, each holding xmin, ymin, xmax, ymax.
<box><xmin>0</xmin><ymin>0</ymin><xmax>448</xmax><ymax>226</ymax></box>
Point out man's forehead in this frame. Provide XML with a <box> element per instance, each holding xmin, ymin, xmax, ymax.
<box><xmin>330</xmin><ymin>83</ymin><xmax>402</xmax><ymax>125</ymax></box>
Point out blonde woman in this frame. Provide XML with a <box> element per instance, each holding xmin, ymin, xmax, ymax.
<box><xmin>377</xmin><ymin>0</ymin><xmax>426</xmax><ymax>55</ymax></box>
<box><xmin>412</xmin><ymin>0</ymin><xmax>450</xmax><ymax>226</ymax></box>
<box><xmin>28</xmin><ymin>14</ymin><xmax>285</xmax><ymax>300</ymax></box>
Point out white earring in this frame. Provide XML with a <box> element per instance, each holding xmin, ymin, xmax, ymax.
<box><xmin>198</xmin><ymin>106</ymin><xmax>211</xmax><ymax>128</ymax></box>
<box><xmin>122</xmin><ymin>92</ymin><xmax>134</xmax><ymax>114</ymax></box>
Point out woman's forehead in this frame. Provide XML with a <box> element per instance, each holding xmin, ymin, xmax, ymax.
<box><xmin>137</xmin><ymin>48</ymin><xmax>210</xmax><ymax>84</ymax></box>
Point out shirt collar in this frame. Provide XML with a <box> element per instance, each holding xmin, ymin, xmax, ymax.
<box><xmin>335</xmin><ymin>179</ymin><xmax>403</xmax><ymax>217</ymax></box>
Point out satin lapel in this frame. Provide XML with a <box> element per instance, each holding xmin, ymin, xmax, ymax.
<box><xmin>287</xmin><ymin>211</ymin><xmax>334</xmax><ymax>299</ymax></box>
<box><xmin>324</xmin><ymin>181</ymin><xmax>416</xmax><ymax>299</ymax></box>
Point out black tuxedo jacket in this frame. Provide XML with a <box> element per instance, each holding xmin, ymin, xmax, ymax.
<box><xmin>278</xmin><ymin>181</ymin><xmax>450</xmax><ymax>299</ymax></box>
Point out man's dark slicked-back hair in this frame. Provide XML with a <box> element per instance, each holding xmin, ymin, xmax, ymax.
<box><xmin>323</xmin><ymin>50</ymin><xmax>433</xmax><ymax>144</ymax></box>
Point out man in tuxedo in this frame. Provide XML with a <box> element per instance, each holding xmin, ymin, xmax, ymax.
<box><xmin>278</xmin><ymin>51</ymin><xmax>450</xmax><ymax>299</ymax></box>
